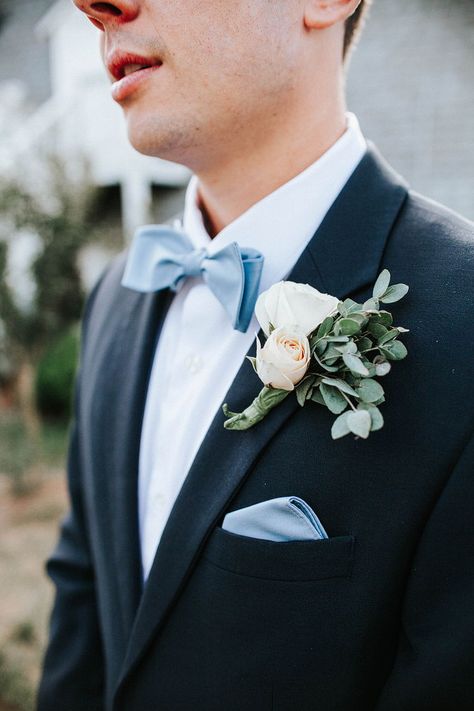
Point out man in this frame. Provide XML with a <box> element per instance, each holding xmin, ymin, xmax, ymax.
<box><xmin>38</xmin><ymin>0</ymin><xmax>474</xmax><ymax>709</ymax></box>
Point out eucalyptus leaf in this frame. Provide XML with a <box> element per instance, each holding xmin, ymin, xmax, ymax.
<box><xmin>337</xmin><ymin>301</ymin><xmax>348</xmax><ymax>317</ymax></box>
<box><xmin>380</xmin><ymin>283</ymin><xmax>409</xmax><ymax>304</ymax></box>
<box><xmin>316</xmin><ymin>316</ymin><xmax>334</xmax><ymax>339</ymax></box>
<box><xmin>323</xmin><ymin>345</ymin><xmax>344</xmax><ymax>365</ymax></box>
<box><xmin>321</xmin><ymin>377</ymin><xmax>359</xmax><ymax>398</ymax></box>
<box><xmin>373</xmin><ymin>269</ymin><xmax>391</xmax><ymax>299</ymax></box>
<box><xmin>375</xmin><ymin>361</ymin><xmax>391</xmax><ymax>376</ymax></box>
<box><xmin>367</xmin><ymin>322</ymin><xmax>388</xmax><ymax>339</ymax></box>
<box><xmin>296</xmin><ymin>375</ymin><xmax>316</xmax><ymax>407</ymax></box>
<box><xmin>356</xmin><ymin>378</ymin><xmax>385</xmax><ymax>403</ymax></box>
<box><xmin>347</xmin><ymin>409</ymin><xmax>371</xmax><ymax>438</ymax></box>
<box><xmin>320</xmin><ymin>383</ymin><xmax>348</xmax><ymax>415</ymax></box>
<box><xmin>378</xmin><ymin>329</ymin><xmax>399</xmax><ymax>346</ymax></box>
<box><xmin>337</xmin><ymin>318</ymin><xmax>362</xmax><ymax>337</ymax></box>
<box><xmin>314</xmin><ymin>340</ymin><xmax>328</xmax><ymax>357</ymax></box>
<box><xmin>343</xmin><ymin>298</ymin><xmax>361</xmax><ymax>314</ymax></box>
<box><xmin>379</xmin><ymin>340</ymin><xmax>408</xmax><ymax>361</ymax></box>
<box><xmin>350</xmin><ymin>313</ymin><xmax>369</xmax><ymax>326</ymax></box>
<box><xmin>361</xmin><ymin>360</ymin><xmax>377</xmax><ymax>377</ymax></box>
<box><xmin>343</xmin><ymin>353</ymin><xmax>370</xmax><ymax>376</ymax></box>
<box><xmin>362</xmin><ymin>297</ymin><xmax>380</xmax><ymax>311</ymax></box>
<box><xmin>357</xmin><ymin>336</ymin><xmax>373</xmax><ymax>353</ymax></box>
<box><xmin>313</xmin><ymin>350</ymin><xmax>340</xmax><ymax>373</ymax></box>
<box><xmin>344</xmin><ymin>372</ymin><xmax>358</xmax><ymax>387</ymax></box>
<box><xmin>295</xmin><ymin>389</ymin><xmax>305</xmax><ymax>408</ymax></box>
<box><xmin>335</xmin><ymin>341</ymin><xmax>358</xmax><ymax>355</ymax></box>
<box><xmin>331</xmin><ymin>411</ymin><xmax>351</xmax><ymax>439</ymax></box>
<box><xmin>372</xmin><ymin>311</ymin><xmax>393</xmax><ymax>327</ymax></box>
<box><xmin>358</xmin><ymin>403</ymin><xmax>384</xmax><ymax>431</ymax></box>
<box><xmin>311</xmin><ymin>388</ymin><xmax>326</xmax><ymax>406</ymax></box>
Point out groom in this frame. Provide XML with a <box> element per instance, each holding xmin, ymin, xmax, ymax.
<box><xmin>38</xmin><ymin>1</ymin><xmax>474</xmax><ymax>709</ymax></box>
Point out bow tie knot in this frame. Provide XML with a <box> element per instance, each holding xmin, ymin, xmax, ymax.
<box><xmin>180</xmin><ymin>247</ymin><xmax>207</xmax><ymax>280</ymax></box>
<box><xmin>121</xmin><ymin>224</ymin><xmax>264</xmax><ymax>333</ymax></box>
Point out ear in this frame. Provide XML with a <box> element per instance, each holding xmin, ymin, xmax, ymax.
<box><xmin>304</xmin><ymin>0</ymin><xmax>362</xmax><ymax>31</ymax></box>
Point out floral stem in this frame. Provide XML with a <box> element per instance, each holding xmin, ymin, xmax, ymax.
<box><xmin>340</xmin><ymin>390</ymin><xmax>358</xmax><ymax>412</ymax></box>
<box><xmin>223</xmin><ymin>387</ymin><xmax>290</xmax><ymax>431</ymax></box>
<box><xmin>360</xmin><ymin>347</ymin><xmax>380</xmax><ymax>355</ymax></box>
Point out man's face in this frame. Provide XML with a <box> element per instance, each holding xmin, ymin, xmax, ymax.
<box><xmin>74</xmin><ymin>1</ymin><xmax>305</xmax><ymax>169</ymax></box>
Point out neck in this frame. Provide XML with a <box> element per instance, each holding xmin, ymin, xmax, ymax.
<box><xmin>193</xmin><ymin>84</ymin><xmax>347</xmax><ymax>239</ymax></box>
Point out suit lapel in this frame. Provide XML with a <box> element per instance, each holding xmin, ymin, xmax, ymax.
<box><xmin>107</xmin><ymin>286</ymin><xmax>173</xmax><ymax>641</ymax></box>
<box><xmin>115</xmin><ymin>145</ymin><xmax>408</xmax><ymax>694</ymax></box>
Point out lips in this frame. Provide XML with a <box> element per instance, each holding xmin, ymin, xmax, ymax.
<box><xmin>107</xmin><ymin>50</ymin><xmax>163</xmax><ymax>102</ymax></box>
<box><xmin>107</xmin><ymin>51</ymin><xmax>163</xmax><ymax>81</ymax></box>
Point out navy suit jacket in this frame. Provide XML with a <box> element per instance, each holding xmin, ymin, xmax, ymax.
<box><xmin>38</xmin><ymin>146</ymin><xmax>474</xmax><ymax>711</ymax></box>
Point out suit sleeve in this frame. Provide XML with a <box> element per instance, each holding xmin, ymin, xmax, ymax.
<box><xmin>37</xmin><ymin>281</ymin><xmax>106</xmax><ymax>711</ymax></box>
<box><xmin>375</xmin><ymin>430</ymin><xmax>474</xmax><ymax>711</ymax></box>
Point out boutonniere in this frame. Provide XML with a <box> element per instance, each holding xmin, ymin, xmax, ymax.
<box><xmin>223</xmin><ymin>270</ymin><xmax>409</xmax><ymax>440</ymax></box>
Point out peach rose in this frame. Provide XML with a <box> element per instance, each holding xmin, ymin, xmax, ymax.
<box><xmin>255</xmin><ymin>326</ymin><xmax>310</xmax><ymax>391</ymax></box>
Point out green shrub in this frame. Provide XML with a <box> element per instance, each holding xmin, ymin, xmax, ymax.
<box><xmin>35</xmin><ymin>328</ymin><xmax>79</xmax><ymax>420</ymax></box>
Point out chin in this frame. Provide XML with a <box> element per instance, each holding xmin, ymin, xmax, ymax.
<box><xmin>124</xmin><ymin>104</ymin><xmax>196</xmax><ymax>165</ymax></box>
<box><xmin>125</xmin><ymin>110</ymin><xmax>165</xmax><ymax>157</ymax></box>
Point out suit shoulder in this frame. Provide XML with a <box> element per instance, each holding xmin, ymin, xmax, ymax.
<box><xmin>383</xmin><ymin>190</ymin><xmax>473</xmax><ymax>341</ymax></box>
<box><xmin>79</xmin><ymin>248</ymin><xmax>130</xmax><ymax>348</ymax></box>
<box><xmin>387</xmin><ymin>191</ymin><xmax>473</xmax><ymax>294</ymax></box>
<box><xmin>84</xmin><ymin>248</ymin><xmax>128</xmax><ymax>310</ymax></box>
<box><xmin>397</xmin><ymin>191</ymin><xmax>474</xmax><ymax>253</ymax></box>
<box><xmin>95</xmin><ymin>248</ymin><xmax>129</xmax><ymax>298</ymax></box>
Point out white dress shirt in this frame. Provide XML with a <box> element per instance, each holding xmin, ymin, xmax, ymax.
<box><xmin>138</xmin><ymin>113</ymin><xmax>366</xmax><ymax>579</ymax></box>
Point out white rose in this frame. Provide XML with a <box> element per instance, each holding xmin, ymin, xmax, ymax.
<box><xmin>255</xmin><ymin>281</ymin><xmax>339</xmax><ymax>337</ymax></box>
<box><xmin>255</xmin><ymin>326</ymin><xmax>310</xmax><ymax>391</ymax></box>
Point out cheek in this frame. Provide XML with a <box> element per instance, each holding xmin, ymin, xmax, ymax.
<box><xmin>176</xmin><ymin>6</ymin><xmax>296</xmax><ymax>91</ymax></box>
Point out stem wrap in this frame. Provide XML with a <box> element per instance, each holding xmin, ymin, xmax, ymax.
<box><xmin>223</xmin><ymin>387</ymin><xmax>290</xmax><ymax>431</ymax></box>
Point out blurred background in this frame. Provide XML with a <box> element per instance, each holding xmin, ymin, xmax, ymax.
<box><xmin>0</xmin><ymin>0</ymin><xmax>473</xmax><ymax>708</ymax></box>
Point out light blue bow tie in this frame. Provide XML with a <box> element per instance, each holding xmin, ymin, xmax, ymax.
<box><xmin>121</xmin><ymin>224</ymin><xmax>264</xmax><ymax>333</ymax></box>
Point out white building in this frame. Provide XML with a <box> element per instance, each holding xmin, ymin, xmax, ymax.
<box><xmin>0</xmin><ymin>0</ymin><xmax>190</xmax><ymax>241</ymax></box>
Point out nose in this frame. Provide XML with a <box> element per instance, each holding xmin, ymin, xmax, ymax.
<box><xmin>73</xmin><ymin>1</ymin><xmax>139</xmax><ymax>30</ymax></box>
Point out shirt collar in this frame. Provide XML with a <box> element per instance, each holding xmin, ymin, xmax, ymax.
<box><xmin>182</xmin><ymin>112</ymin><xmax>367</xmax><ymax>292</ymax></box>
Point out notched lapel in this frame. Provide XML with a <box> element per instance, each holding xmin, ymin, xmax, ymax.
<box><xmin>114</xmin><ymin>145</ymin><xmax>409</xmax><ymax>698</ymax></box>
<box><xmin>99</xmin><ymin>282</ymin><xmax>173</xmax><ymax>644</ymax></box>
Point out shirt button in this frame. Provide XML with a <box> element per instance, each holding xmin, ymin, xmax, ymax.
<box><xmin>184</xmin><ymin>353</ymin><xmax>203</xmax><ymax>374</ymax></box>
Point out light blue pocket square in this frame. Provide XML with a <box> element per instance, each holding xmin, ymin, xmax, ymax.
<box><xmin>222</xmin><ymin>496</ymin><xmax>329</xmax><ymax>542</ymax></box>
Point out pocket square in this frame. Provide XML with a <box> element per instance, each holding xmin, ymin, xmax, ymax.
<box><xmin>222</xmin><ymin>496</ymin><xmax>328</xmax><ymax>542</ymax></box>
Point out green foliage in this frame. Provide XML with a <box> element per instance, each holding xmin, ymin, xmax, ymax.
<box><xmin>0</xmin><ymin>159</ymin><xmax>96</xmax><ymax>367</ymax></box>
<box><xmin>296</xmin><ymin>268</ymin><xmax>409</xmax><ymax>438</ymax></box>
<box><xmin>224</xmin><ymin>269</ymin><xmax>410</xmax><ymax>438</ymax></box>
<box><xmin>0</xmin><ymin>240</ymin><xmax>25</xmax><ymax>347</ymax></box>
<box><xmin>35</xmin><ymin>328</ymin><xmax>79</xmax><ymax>419</ymax></box>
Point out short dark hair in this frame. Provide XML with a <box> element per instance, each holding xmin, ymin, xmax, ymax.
<box><xmin>343</xmin><ymin>1</ymin><xmax>371</xmax><ymax>58</ymax></box>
